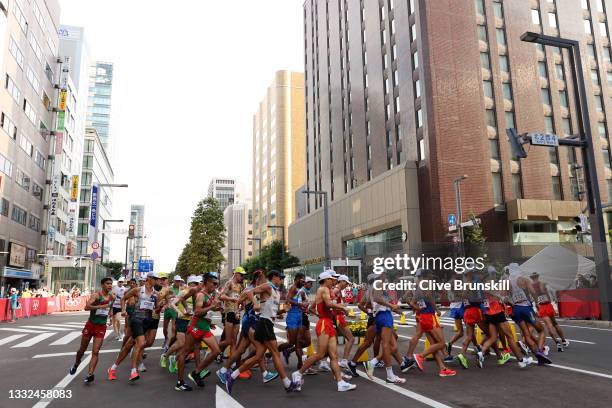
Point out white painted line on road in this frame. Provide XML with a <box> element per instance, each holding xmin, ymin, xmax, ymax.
<box><xmin>32</xmin><ymin>346</ymin><xmax>163</xmax><ymax>359</ymax></box>
<box><xmin>560</xmin><ymin>324</ymin><xmax>612</xmax><ymax>332</ymax></box>
<box><xmin>12</xmin><ymin>332</ymin><xmax>56</xmax><ymax>348</ymax></box>
<box><xmin>32</xmin><ymin>354</ymin><xmax>92</xmax><ymax>408</ymax></box>
<box><xmin>50</xmin><ymin>331</ymin><xmax>82</xmax><ymax>345</ymax></box>
<box><xmin>549</xmin><ymin>363</ymin><xmax>612</xmax><ymax>380</ymax></box>
<box><xmin>545</xmin><ymin>336</ymin><xmax>595</xmax><ymax>345</ymax></box>
<box><xmin>0</xmin><ymin>327</ymin><xmax>49</xmax><ymax>334</ymax></box>
<box><xmin>355</xmin><ymin>369</ymin><xmax>454</xmax><ymax>408</ymax></box>
<box><xmin>42</xmin><ymin>323</ymin><xmax>85</xmax><ymax>329</ymax></box>
<box><xmin>21</xmin><ymin>325</ymin><xmax>73</xmax><ymax>331</ymax></box>
<box><xmin>0</xmin><ymin>334</ymin><xmax>27</xmax><ymax>346</ymax></box>
<box><xmin>216</xmin><ymin>385</ymin><xmax>245</xmax><ymax>407</ymax></box>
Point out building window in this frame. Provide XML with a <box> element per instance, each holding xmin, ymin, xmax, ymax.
<box><xmin>0</xmin><ymin>198</ymin><xmax>9</xmax><ymax>217</ymax></box>
<box><xmin>486</xmin><ymin>109</ymin><xmax>497</xmax><ymax>128</ymax></box>
<box><xmin>548</xmin><ymin>13</ymin><xmax>557</xmax><ymax>28</ymax></box>
<box><xmin>591</xmin><ymin>69</ymin><xmax>600</xmax><ymax>86</ymax></box>
<box><xmin>32</xmin><ymin>183</ymin><xmax>43</xmax><ymax>200</ymax></box>
<box><xmin>475</xmin><ymin>0</ymin><xmax>485</xmax><ymax>15</ymax></box>
<box><xmin>28</xmin><ymin>214</ymin><xmax>40</xmax><ymax>232</ymax></box>
<box><xmin>19</xmin><ymin>135</ymin><xmax>33</xmax><ymax>156</ymax></box>
<box><xmin>23</xmin><ymin>99</ymin><xmax>37</xmax><ymax>124</ymax></box>
<box><xmin>9</xmin><ymin>37</ymin><xmax>24</xmax><ymax>69</ymax></box>
<box><xmin>505</xmin><ymin>111</ymin><xmax>515</xmax><ymax>129</ymax></box>
<box><xmin>559</xmin><ymin>90</ymin><xmax>569</xmax><ymax>107</ymax></box>
<box><xmin>502</xmin><ymin>83</ymin><xmax>513</xmax><ymax>101</ymax></box>
<box><xmin>512</xmin><ymin>174</ymin><xmax>523</xmax><ymax>199</ymax></box>
<box><xmin>414</xmin><ymin>79</ymin><xmax>421</xmax><ymax>98</ymax></box>
<box><xmin>562</xmin><ymin>118</ymin><xmax>572</xmax><ymax>135</ymax></box>
<box><xmin>599</xmin><ymin>122</ymin><xmax>607</xmax><ymax>137</ymax></box>
<box><xmin>489</xmin><ymin>139</ymin><xmax>500</xmax><ymax>158</ymax></box>
<box><xmin>549</xmin><ymin>148</ymin><xmax>559</xmax><ymax>165</ymax></box>
<box><xmin>15</xmin><ymin>168</ymin><xmax>30</xmax><ymax>191</ymax></box>
<box><xmin>596</xmin><ymin>95</ymin><xmax>605</xmax><ymax>112</ymax></box>
<box><xmin>480</xmin><ymin>52</ymin><xmax>491</xmax><ymax>69</ymax></box>
<box><xmin>492</xmin><ymin>172</ymin><xmax>504</xmax><ymax>205</ymax></box>
<box><xmin>493</xmin><ymin>2</ymin><xmax>503</xmax><ymax>18</ymax></box>
<box><xmin>1</xmin><ymin>113</ymin><xmax>17</xmax><ymax>140</ymax></box>
<box><xmin>496</xmin><ymin>29</ymin><xmax>506</xmax><ymax>45</ymax></box>
<box><xmin>603</xmin><ymin>149</ymin><xmax>612</xmax><ymax>169</ymax></box>
<box><xmin>538</xmin><ymin>62</ymin><xmax>548</xmax><ymax>78</ymax></box>
<box><xmin>555</xmin><ymin>63</ymin><xmax>565</xmax><ymax>80</ymax></box>
<box><xmin>531</xmin><ymin>9</ymin><xmax>541</xmax><ymax>26</ymax></box>
<box><xmin>585</xmin><ymin>20</ymin><xmax>593</xmax><ymax>35</ymax></box>
<box><xmin>552</xmin><ymin>176</ymin><xmax>563</xmax><ymax>200</ymax></box>
<box><xmin>477</xmin><ymin>25</ymin><xmax>487</xmax><ymax>42</ymax></box>
<box><xmin>417</xmin><ymin>109</ymin><xmax>423</xmax><ymax>127</ymax></box>
<box><xmin>600</xmin><ymin>22</ymin><xmax>608</xmax><ymax>37</ymax></box>
<box><xmin>11</xmin><ymin>205</ymin><xmax>27</xmax><ymax>226</ymax></box>
<box><xmin>35</xmin><ymin>150</ymin><xmax>46</xmax><ymax>169</ymax></box>
<box><xmin>499</xmin><ymin>55</ymin><xmax>509</xmax><ymax>72</ymax></box>
<box><xmin>541</xmin><ymin>88</ymin><xmax>551</xmax><ymax>106</ymax></box>
<box><xmin>412</xmin><ymin>51</ymin><xmax>419</xmax><ymax>69</ymax></box>
<box><xmin>483</xmin><ymin>81</ymin><xmax>494</xmax><ymax>98</ymax></box>
<box><xmin>544</xmin><ymin>116</ymin><xmax>554</xmax><ymax>133</ymax></box>
<box><xmin>82</xmin><ymin>155</ymin><xmax>93</xmax><ymax>169</ymax></box>
<box><xmin>12</xmin><ymin>2</ymin><xmax>28</xmax><ymax>34</ymax></box>
<box><xmin>5</xmin><ymin>75</ymin><xmax>21</xmax><ymax>104</ymax></box>
<box><xmin>603</xmin><ymin>47</ymin><xmax>612</xmax><ymax>64</ymax></box>
<box><xmin>419</xmin><ymin>139</ymin><xmax>426</xmax><ymax>161</ymax></box>
<box><xmin>0</xmin><ymin>153</ymin><xmax>13</xmax><ymax>177</ymax></box>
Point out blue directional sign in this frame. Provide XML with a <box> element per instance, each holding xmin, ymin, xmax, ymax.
<box><xmin>138</xmin><ymin>259</ymin><xmax>154</xmax><ymax>273</ymax></box>
<box><xmin>448</xmin><ymin>214</ymin><xmax>457</xmax><ymax>227</ymax></box>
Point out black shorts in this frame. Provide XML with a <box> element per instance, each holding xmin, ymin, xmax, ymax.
<box><xmin>112</xmin><ymin>307</ymin><xmax>122</xmax><ymax>315</ymax></box>
<box><xmin>130</xmin><ymin>317</ymin><xmax>148</xmax><ymax>338</ymax></box>
<box><xmin>485</xmin><ymin>312</ymin><xmax>507</xmax><ymax>325</ymax></box>
<box><xmin>302</xmin><ymin>313</ymin><xmax>310</xmax><ymax>328</ymax></box>
<box><xmin>147</xmin><ymin>318</ymin><xmax>160</xmax><ymax>331</ymax></box>
<box><xmin>254</xmin><ymin>318</ymin><xmax>276</xmax><ymax>343</ymax></box>
<box><xmin>225</xmin><ymin>311</ymin><xmax>240</xmax><ymax>325</ymax></box>
<box><xmin>176</xmin><ymin>319</ymin><xmax>189</xmax><ymax>333</ymax></box>
<box><xmin>366</xmin><ymin>315</ymin><xmax>375</xmax><ymax>328</ymax></box>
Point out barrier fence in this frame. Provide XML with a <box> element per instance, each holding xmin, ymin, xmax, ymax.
<box><xmin>0</xmin><ymin>296</ymin><xmax>89</xmax><ymax>322</ymax></box>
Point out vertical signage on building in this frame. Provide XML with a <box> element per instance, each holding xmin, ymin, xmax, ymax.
<box><xmin>49</xmin><ymin>176</ymin><xmax>59</xmax><ymax>216</ymax></box>
<box><xmin>59</xmin><ymin>90</ymin><xmax>67</xmax><ymax>111</ymax></box>
<box><xmin>88</xmin><ymin>184</ymin><xmax>98</xmax><ymax>245</ymax></box>
<box><xmin>67</xmin><ymin>205</ymin><xmax>76</xmax><ymax>235</ymax></box>
<box><xmin>55</xmin><ymin>132</ymin><xmax>64</xmax><ymax>154</ymax></box>
<box><xmin>70</xmin><ymin>175</ymin><xmax>79</xmax><ymax>202</ymax></box>
<box><xmin>56</xmin><ymin>111</ymin><xmax>65</xmax><ymax>131</ymax></box>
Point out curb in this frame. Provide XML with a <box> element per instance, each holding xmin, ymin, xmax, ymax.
<box><xmin>559</xmin><ymin>318</ymin><xmax>612</xmax><ymax>328</ymax></box>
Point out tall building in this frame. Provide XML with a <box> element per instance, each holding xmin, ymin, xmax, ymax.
<box><xmin>0</xmin><ymin>0</ymin><xmax>61</xmax><ymax>293</ymax></box>
<box><xmin>252</xmin><ymin>71</ymin><xmax>305</xmax><ymax>249</ymax></box>
<box><xmin>207</xmin><ymin>177</ymin><xmax>245</xmax><ymax>211</ymax></box>
<box><xmin>129</xmin><ymin>204</ymin><xmax>145</xmax><ymax>272</ymax></box>
<box><xmin>221</xmin><ymin>202</ymin><xmax>253</xmax><ymax>280</ymax></box>
<box><xmin>291</xmin><ymin>0</ymin><xmax>608</xmax><ymax>275</ymax></box>
<box><xmin>86</xmin><ymin>61</ymin><xmax>113</xmax><ymax>155</ymax></box>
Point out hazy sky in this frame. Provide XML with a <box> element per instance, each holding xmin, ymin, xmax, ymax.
<box><xmin>58</xmin><ymin>0</ymin><xmax>305</xmax><ymax>271</ymax></box>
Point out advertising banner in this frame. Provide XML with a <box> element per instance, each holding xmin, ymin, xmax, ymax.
<box><xmin>56</xmin><ymin>111</ymin><xmax>65</xmax><ymax>131</ymax></box>
<box><xmin>88</xmin><ymin>184</ymin><xmax>98</xmax><ymax>244</ymax></box>
<box><xmin>59</xmin><ymin>90</ymin><xmax>67</xmax><ymax>111</ymax></box>
<box><xmin>55</xmin><ymin>132</ymin><xmax>64</xmax><ymax>155</ymax></box>
<box><xmin>70</xmin><ymin>175</ymin><xmax>79</xmax><ymax>202</ymax></box>
<box><xmin>8</xmin><ymin>242</ymin><xmax>26</xmax><ymax>268</ymax></box>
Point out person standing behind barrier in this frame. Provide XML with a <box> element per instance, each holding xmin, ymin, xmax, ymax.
<box><xmin>8</xmin><ymin>288</ymin><xmax>20</xmax><ymax>322</ymax></box>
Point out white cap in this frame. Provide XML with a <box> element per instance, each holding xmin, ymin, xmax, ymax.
<box><xmin>319</xmin><ymin>270</ymin><xmax>338</xmax><ymax>281</ymax></box>
<box><xmin>173</xmin><ymin>275</ymin><xmax>184</xmax><ymax>282</ymax></box>
<box><xmin>186</xmin><ymin>275</ymin><xmax>199</xmax><ymax>284</ymax></box>
<box><xmin>117</xmin><ymin>277</ymin><xmax>125</xmax><ymax>282</ymax></box>
<box><xmin>147</xmin><ymin>271</ymin><xmax>160</xmax><ymax>279</ymax></box>
<box><xmin>305</xmin><ymin>277</ymin><xmax>316</xmax><ymax>283</ymax></box>
<box><xmin>338</xmin><ymin>275</ymin><xmax>350</xmax><ymax>283</ymax></box>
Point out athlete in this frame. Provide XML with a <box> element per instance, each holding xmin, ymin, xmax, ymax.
<box><xmin>455</xmin><ymin>268</ymin><xmax>487</xmax><ymax>369</ymax></box>
<box><xmin>347</xmin><ymin>274</ymin><xmax>380</xmax><ymax>377</ymax></box>
<box><xmin>529</xmin><ymin>272</ymin><xmax>569</xmax><ymax>351</ymax></box>
<box><xmin>292</xmin><ymin>270</ymin><xmax>357</xmax><ymax>392</ymax></box>
<box><xmin>279</xmin><ymin>273</ymin><xmax>306</xmax><ymax>367</ymax></box>
<box><xmin>164</xmin><ymin>275</ymin><xmax>198</xmax><ymax>373</ymax></box>
<box><xmin>225</xmin><ymin>270</ymin><xmax>299</xmax><ymax>394</ymax></box>
<box><xmin>176</xmin><ymin>272</ymin><xmax>222</xmax><ymax>391</ymax></box>
<box><xmin>218</xmin><ymin>267</ymin><xmax>247</xmax><ymax>361</ymax></box>
<box><xmin>334</xmin><ymin>275</ymin><xmax>356</xmax><ymax>370</ymax></box>
<box><xmin>297</xmin><ymin>276</ymin><xmax>315</xmax><ymax>373</ymax></box>
<box><xmin>507</xmin><ymin>263</ymin><xmax>552</xmax><ymax>365</ymax></box>
<box><xmin>446</xmin><ymin>279</ymin><xmax>465</xmax><ymax>358</ymax></box>
<box><xmin>160</xmin><ymin>275</ymin><xmax>184</xmax><ymax>361</ymax></box>
<box><xmin>111</xmin><ymin>277</ymin><xmax>127</xmax><ymax>340</ymax></box>
<box><xmin>69</xmin><ymin>277</ymin><xmax>115</xmax><ymax>383</ymax></box>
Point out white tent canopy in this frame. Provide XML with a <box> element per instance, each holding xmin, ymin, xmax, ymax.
<box><xmin>519</xmin><ymin>245</ymin><xmax>595</xmax><ymax>292</ymax></box>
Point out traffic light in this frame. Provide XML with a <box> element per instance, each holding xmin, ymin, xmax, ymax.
<box><xmin>573</xmin><ymin>214</ymin><xmax>590</xmax><ymax>242</ymax></box>
<box><xmin>73</xmin><ymin>257</ymin><xmax>80</xmax><ymax>268</ymax></box>
<box><xmin>506</xmin><ymin>128</ymin><xmax>528</xmax><ymax>159</ymax></box>
<box><xmin>129</xmin><ymin>224</ymin><xmax>135</xmax><ymax>239</ymax></box>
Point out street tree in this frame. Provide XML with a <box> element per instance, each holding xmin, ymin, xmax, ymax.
<box><xmin>102</xmin><ymin>261</ymin><xmax>124</xmax><ymax>280</ymax></box>
<box><xmin>242</xmin><ymin>240</ymin><xmax>300</xmax><ymax>274</ymax></box>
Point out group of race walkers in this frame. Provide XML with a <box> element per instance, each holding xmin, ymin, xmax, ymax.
<box><xmin>68</xmin><ymin>261</ymin><xmax>570</xmax><ymax>394</ymax></box>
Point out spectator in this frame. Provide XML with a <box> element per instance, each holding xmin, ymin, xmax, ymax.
<box><xmin>8</xmin><ymin>288</ymin><xmax>20</xmax><ymax>323</ymax></box>
<box><xmin>21</xmin><ymin>288</ymin><xmax>32</xmax><ymax>298</ymax></box>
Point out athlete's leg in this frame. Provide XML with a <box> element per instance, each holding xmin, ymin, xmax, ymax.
<box><xmin>73</xmin><ymin>334</ymin><xmax>92</xmax><ymax>368</ymax></box>
<box><xmin>327</xmin><ymin>336</ymin><xmax>343</xmax><ymax>382</ymax></box>
<box><xmin>339</xmin><ymin>325</ymin><xmax>355</xmax><ymax>362</ymax></box>
<box><xmin>299</xmin><ymin>333</ymin><xmax>330</xmax><ymax>373</ymax></box>
<box><xmin>195</xmin><ymin>336</ymin><xmax>221</xmax><ymax>373</ymax></box>
<box><xmin>88</xmin><ymin>337</ymin><xmax>104</xmax><ymax>375</ymax></box>
<box><xmin>177</xmin><ymin>333</ymin><xmax>195</xmax><ymax>382</ymax></box>
<box><xmin>351</xmin><ymin>325</ymin><xmax>376</xmax><ymax>363</ymax></box>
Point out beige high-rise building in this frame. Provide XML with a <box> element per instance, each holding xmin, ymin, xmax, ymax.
<box><xmin>252</xmin><ymin>71</ymin><xmax>305</xmax><ymax>250</ymax></box>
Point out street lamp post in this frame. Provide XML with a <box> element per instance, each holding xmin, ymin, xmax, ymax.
<box><xmin>91</xmin><ymin>183</ymin><xmax>128</xmax><ymax>259</ymax></box>
<box><xmin>100</xmin><ymin>219</ymin><xmax>123</xmax><ymax>263</ymax></box>
<box><xmin>454</xmin><ymin>175</ymin><xmax>468</xmax><ymax>248</ymax></box>
<box><xmin>303</xmin><ymin>190</ymin><xmax>330</xmax><ymax>267</ymax></box>
<box><xmin>125</xmin><ymin>235</ymin><xmax>144</xmax><ymax>279</ymax></box>
<box><xmin>520</xmin><ymin>31</ymin><xmax>612</xmax><ymax>320</ymax></box>
<box><xmin>267</xmin><ymin>225</ymin><xmax>285</xmax><ymax>250</ymax></box>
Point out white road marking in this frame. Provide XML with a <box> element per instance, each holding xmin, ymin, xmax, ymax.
<box><xmin>216</xmin><ymin>385</ymin><xmax>245</xmax><ymax>407</ymax></box>
<box><xmin>32</xmin><ymin>346</ymin><xmax>163</xmax><ymax>359</ymax></box>
<box><xmin>12</xmin><ymin>333</ymin><xmax>56</xmax><ymax>348</ymax></box>
<box><xmin>0</xmin><ymin>334</ymin><xmax>27</xmax><ymax>346</ymax></box>
<box><xmin>549</xmin><ymin>363</ymin><xmax>612</xmax><ymax>380</ymax></box>
<box><xmin>355</xmin><ymin>368</ymin><xmax>454</xmax><ymax>408</ymax></box>
<box><xmin>32</xmin><ymin>354</ymin><xmax>92</xmax><ymax>408</ymax></box>
<box><xmin>42</xmin><ymin>323</ymin><xmax>85</xmax><ymax>329</ymax></box>
<box><xmin>560</xmin><ymin>324</ymin><xmax>612</xmax><ymax>332</ymax></box>
<box><xmin>0</xmin><ymin>327</ymin><xmax>49</xmax><ymax>334</ymax></box>
<box><xmin>546</xmin><ymin>337</ymin><xmax>595</xmax><ymax>345</ymax></box>
<box><xmin>21</xmin><ymin>325</ymin><xmax>73</xmax><ymax>331</ymax></box>
<box><xmin>50</xmin><ymin>331</ymin><xmax>82</xmax><ymax>345</ymax></box>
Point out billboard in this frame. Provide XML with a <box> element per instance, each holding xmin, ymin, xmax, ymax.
<box><xmin>70</xmin><ymin>175</ymin><xmax>79</xmax><ymax>202</ymax></box>
<box><xmin>56</xmin><ymin>111</ymin><xmax>65</xmax><ymax>131</ymax></box>
<box><xmin>55</xmin><ymin>132</ymin><xmax>64</xmax><ymax>154</ymax></box>
<box><xmin>59</xmin><ymin>90</ymin><xmax>67</xmax><ymax>111</ymax></box>
<box><xmin>138</xmin><ymin>259</ymin><xmax>154</xmax><ymax>273</ymax></box>
<box><xmin>88</xmin><ymin>184</ymin><xmax>98</xmax><ymax>244</ymax></box>
<box><xmin>8</xmin><ymin>242</ymin><xmax>26</xmax><ymax>268</ymax></box>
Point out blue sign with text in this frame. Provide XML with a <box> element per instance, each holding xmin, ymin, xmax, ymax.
<box><xmin>448</xmin><ymin>214</ymin><xmax>456</xmax><ymax>227</ymax></box>
<box><xmin>138</xmin><ymin>259</ymin><xmax>154</xmax><ymax>273</ymax></box>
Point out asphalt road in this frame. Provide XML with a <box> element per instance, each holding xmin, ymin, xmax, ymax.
<box><xmin>0</xmin><ymin>310</ymin><xmax>611</xmax><ymax>408</ymax></box>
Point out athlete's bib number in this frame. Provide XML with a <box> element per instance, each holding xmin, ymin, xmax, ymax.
<box><xmin>417</xmin><ymin>300</ymin><xmax>426</xmax><ymax>309</ymax></box>
<box><xmin>463</xmin><ymin>300</ymin><xmax>470</xmax><ymax>306</ymax></box>
<box><xmin>96</xmin><ymin>307</ymin><xmax>109</xmax><ymax>316</ymax></box>
<box><xmin>537</xmin><ymin>295</ymin><xmax>548</xmax><ymax>304</ymax></box>
<box><xmin>140</xmin><ymin>300</ymin><xmax>154</xmax><ymax>310</ymax></box>
<box><xmin>483</xmin><ymin>299</ymin><xmax>490</xmax><ymax>308</ymax></box>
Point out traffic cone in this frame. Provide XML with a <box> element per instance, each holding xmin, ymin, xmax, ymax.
<box><xmin>453</xmin><ymin>320</ymin><xmax>460</xmax><ymax>333</ymax></box>
<box><xmin>423</xmin><ymin>337</ymin><xmax>434</xmax><ymax>361</ymax></box>
<box><xmin>349</xmin><ymin>307</ymin><xmax>355</xmax><ymax>318</ymax></box>
<box><xmin>475</xmin><ymin>327</ymin><xmax>484</xmax><ymax>347</ymax></box>
<box><xmin>509</xmin><ymin>322</ymin><xmax>518</xmax><ymax>342</ymax></box>
<box><xmin>360</xmin><ymin>311</ymin><xmax>366</xmax><ymax>321</ymax></box>
<box><xmin>399</xmin><ymin>312</ymin><xmax>407</xmax><ymax>325</ymax></box>
<box><xmin>356</xmin><ymin>337</ymin><xmax>369</xmax><ymax>363</ymax></box>
<box><xmin>307</xmin><ymin>342</ymin><xmax>315</xmax><ymax>357</ymax></box>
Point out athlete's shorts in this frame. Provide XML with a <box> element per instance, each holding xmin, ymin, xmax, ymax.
<box><xmin>416</xmin><ymin>313</ymin><xmax>440</xmax><ymax>332</ymax></box>
<box><xmin>241</xmin><ymin>313</ymin><xmax>258</xmax><ymax>338</ymax></box>
<box><xmin>512</xmin><ymin>305</ymin><xmax>536</xmax><ymax>325</ymax></box>
<box><xmin>254</xmin><ymin>318</ymin><xmax>276</xmax><ymax>342</ymax></box>
<box><xmin>176</xmin><ymin>319</ymin><xmax>189</xmax><ymax>333</ymax></box>
<box><xmin>112</xmin><ymin>307</ymin><xmax>122</xmax><ymax>316</ymax></box>
<box><xmin>464</xmin><ymin>307</ymin><xmax>483</xmax><ymax>326</ymax></box>
<box><xmin>147</xmin><ymin>318</ymin><xmax>160</xmax><ymax>331</ymax></box>
<box><xmin>302</xmin><ymin>313</ymin><xmax>310</xmax><ymax>328</ymax></box>
<box><xmin>83</xmin><ymin>320</ymin><xmax>107</xmax><ymax>339</ymax></box>
<box><xmin>336</xmin><ymin>314</ymin><xmax>348</xmax><ymax>328</ymax></box>
<box><xmin>225</xmin><ymin>311</ymin><xmax>240</xmax><ymax>325</ymax></box>
<box><xmin>375</xmin><ymin>310</ymin><xmax>394</xmax><ymax>334</ymax></box>
<box><xmin>130</xmin><ymin>317</ymin><xmax>148</xmax><ymax>338</ymax></box>
<box><xmin>450</xmin><ymin>305</ymin><xmax>465</xmax><ymax>320</ymax></box>
<box><xmin>537</xmin><ymin>303</ymin><xmax>556</xmax><ymax>318</ymax></box>
<box><xmin>164</xmin><ymin>308</ymin><xmax>178</xmax><ymax>321</ymax></box>
<box><xmin>315</xmin><ymin>317</ymin><xmax>337</xmax><ymax>338</ymax></box>
<box><xmin>286</xmin><ymin>309</ymin><xmax>303</xmax><ymax>330</ymax></box>
<box><xmin>187</xmin><ymin>320</ymin><xmax>213</xmax><ymax>341</ymax></box>
<box><xmin>366</xmin><ymin>314</ymin><xmax>375</xmax><ymax>328</ymax></box>
<box><xmin>484</xmin><ymin>312</ymin><xmax>507</xmax><ymax>325</ymax></box>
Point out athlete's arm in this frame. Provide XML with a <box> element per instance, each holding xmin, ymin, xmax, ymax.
<box><xmin>84</xmin><ymin>292</ymin><xmax>101</xmax><ymax>310</ymax></box>
<box><xmin>372</xmin><ymin>288</ymin><xmax>400</xmax><ymax>312</ymax></box>
<box><xmin>322</xmin><ymin>287</ymin><xmax>345</xmax><ymax>311</ymax></box>
<box><xmin>286</xmin><ymin>285</ymin><xmax>299</xmax><ymax>307</ymax></box>
<box><xmin>218</xmin><ymin>281</ymin><xmax>237</xmax><ymax>303</ymax></box>
<box><xmin>120</xmin><ymin>287</ymin><xmax>139</xmax><ymax>313</ymax></box>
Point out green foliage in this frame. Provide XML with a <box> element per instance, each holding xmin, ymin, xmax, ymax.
<box><xmin>102</xmin><ymin>261</ymin><xmax>124</xmax><ymax>280</ymax></box>
<box><xmin>241</xmin><ymin>240</ymin><xmax>300</xmax><ymax>275</ymax></box>
<box><xmin>464</xmin><ymin>216</ymin><xmax>487</xmax><ymax>260</ymax></box>
<box><xmin>174</xmin><ymin>197</ymin><xmax>226</xmax><ymax>277</ymax></box>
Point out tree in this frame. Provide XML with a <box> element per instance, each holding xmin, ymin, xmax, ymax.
<box><xmin>464</xmin><ymin>216</ymin><xmax>487</xmax><ymax>260</ymax></box>
<box><xmin>174</xmin><ymin>197</ymin><xmax>226</xmax><ymax>276</ymax></box>
<box><xmin>242</xmin><ymin>240</ymin><xmax>300</xmax><ymax>275</ymax></box>
<box><xmin>102</xmin><ymin>261</ymin><xmax>124</xmax><ymax>280</ymax></box>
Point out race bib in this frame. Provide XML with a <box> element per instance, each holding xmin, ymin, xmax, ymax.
<box><xmin>417</xmin><ymin>300</ymin><xmax>426</xmax><ymax>309</ymax></box>
<box><xmin>483</xmin><ymin>299</ymin><xmax>490</xmax><ymax>308</ymax></box>
<box><xmin>96</xmin><ymin>307</ymin><xmax>109</xmax><ymax>316</ymax></box>
<box><xmin>537</xmin><ymin>294</ymin><xmax>548</xmax><ymax>304</ymax></box>
<box><xmin>463</xmin><ymin>299</ymin><xmax>470</xmax><ymax>306</ymax></box>
<box><xmin>140</xmin><ymin>300</ymin><xmax>154</xmax><ymax>310</ymax></box>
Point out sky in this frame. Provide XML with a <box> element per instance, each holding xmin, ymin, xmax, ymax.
<box><xmin>58</xmin><ymin>0</ymin><xmax>305</xmax><ymax>271</ymax></box>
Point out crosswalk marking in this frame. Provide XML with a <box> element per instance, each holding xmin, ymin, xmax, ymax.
<box><xmin>20</xmin><ymin>325</ymin><xmax>73</xmax><ymax>331</ymax></box>
<box><xmin>0</xmin><ymin>327</ymin><xmax>49</xmax><ymax>334</ymax></box>
<box><xmin>0</xmin><ymin>334</ymin><xmax>27</xmax><ymax>345</ymax></box>
<box><xmin>49</xmin><ymin>331</ymin><xmax>82</xmax><ymax>345</ymax></box>
<box><xmin>42</xmin><ymin>323</ymin><xmax>84</xmax><ymax>329</ymax></box>
<box><xmin>12</xmin><ymin>332</ymin><xmax>56</xmax><ymax>348</ymax></box>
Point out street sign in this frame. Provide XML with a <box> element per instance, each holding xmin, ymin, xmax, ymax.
<box><xmin>138</xmin><ymin>259</ymin><xmax>154</xmax><ymax>273</ymax></box>
<box><xmin>531</xmin><ymin>133</ymin><xmax>559</xmax><ymax>147</ymax></box>
<box><xmin>92</xmin><ymin>241</ymin><xmax>100</xmax><ymax>250</ymax></box>
<box><xmin>91</xmin><ymin>252</ymin><xmax>99</xmax><ymax>261</ymax></box>
<box><xmin>448</xmin><ymin>214</ymin><xmax>456</xmax><ymax>226</ymax></box>
<box><xmin>448</xmin><ymin>225</ymin><xmax>457</xmax><ymax>232</ymax></box>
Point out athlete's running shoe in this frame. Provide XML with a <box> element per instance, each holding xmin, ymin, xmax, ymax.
<box><xmin>168</xmin><ymin>355</ymin><xmax>177</xmax><ymax>373</ymax></box>
<box><xmin>535</xmin><ymin>351</ymin><xmax>552</xmax><ymax>365</ymax></box>
<box><xmin>282</xmin><ymin>348</ymin><xmax>292</xmax><ymax>365</ymax></box>
<box><xmin>347</xmin><ymin>362</ymin><xmax>359</xmax><ymax>377</ymax></box>
<box><xmin>446</xmin><ymin>342</ymin><xmax>453</xmax><ymax>355</ymax></box>
<box><xmin>339</xmin><ymin>359</ymin><xmax>350</xmax><ymax>370</ymax></box>
<box><xmin>318</xmin><ymin>360</ymin><xmax>331</xmax><ymax>372</ymax></box>
<box><xmin>216</xmin><ymin>354</ymin><xmax>224</xmax><ymax>364</ymax></box>
<box><xmin>518</xmin><ymin>341</ymin><xmax>530</xmax><ymax>356</ymax></box>
<box><xmin>477</xmin><ymin>351</ymin><xmax>484</xmax><ymax>369</ymax></box>
<box><xmin>175</xmin><ymin>381</ymin><xmax>193</xmax><ymax>391</ymax></box>
<box><xmin>518</xmin><ymin>357</ymin><xmax>535</xmax><ymax>368</ymax></box>
<box><xmin>443</xmin><ymin>355</ymin><xmax>454</xmax><ymax>364</ymax></box>
<box><xmin>200</xmin><ymin>369</ymin><xmax>211</xmax><ymax>379</ymax></box>
<box><xmin>160</xmin><ymin>354</ymin><xmax>167</xmax><ymax>368</ymax></box>
<box><xmin>107</xmin><ymin>368</ymin><xmax>117</xmax><ymax>381</ymax></box>
<box><xmin>413</xmin><ymin>353</ymin><xmax>425</xmax><ymax>371</ymax></box>
<box><xmin>497</xmin><ymin>353</ymin><xmax>511</xmax><ymax>365</ymax></box>
<box><xmin>543</xmin><ymin>345</ymin><xmax>550</xmax><ymax>356</ymax></box>
<box><xmin>556</xmin><ymin>342</ymin><xmax>564</xmax><ymax>352</ymax></box>
<box><xmin>439</xmin><ymin>368</ymin><xmax>457</xmax><ymax>377</ymax></box>
<box><xmin>456</xmin><ymin>353</ymin><xmax>469</xmax><ymax>369</ymax></box>
<box><xmin>400</xmin><ymin>357</ymin><xmax>416</xmax><ymax>373</ymax></box>
<box><xmin>337</xmin><ymin>380</ymin><xmax>357</xmax><ymax>392</ymax></box>
<box><xmin>263</xmin><ymin>371</ymin><xmax>279</xmax><ymax>383</ymax></box>
<box><xmin>304</xmin><ymin>368</ymin><xmax>317</xmax><ymax>375</ymax></box>
<box><xmin>386</xmin><ymin>375</ymin><xmax>406</xmax><ymax>384</ymax></box>
<box><xmin>239</xmin><ymin>370</ymin><xmax>252</xmax><ymax>379</ymax></box>
<box><xmin>84</xmin><ymin>374</ymin><xmax>94</xmax><ymax>384</ymax></box>
<box><xmin>68</xmin><ymin>364</ymin><xmax>77</xmax><ymax>375</ymax></box>
<box><xmin>138</xmin><ymin>362</ymin><xmax>147</xmax><ymax>372</ymax></box>
<box><xmin>225</xmin><ymin>372</ymin><xmax>235</xmax><ymax>394</ymax></box>
<box><xmin>364</xmin><ymin>360</ymin><xmax>375</xmax><ymax>379</ymax></box>
<box><xmin>129</xmin><ymin>371</ymin><xmax>140</xmax><ymax>382</ymax></box>
<box><xmin>375</xmin><ymin>361</ymin><xmax>385</xmax><ymax>368</ymax></box>
<box><xmin>217</xmin><ymin>370</ymin><xmax>227</xmax><ymax>385</ymax></box>
<box><xmin>286</xmin><ymin>381</ymin><xmax>300</xmax><ymax>393</ymax></box>
<box><xmin>562</xmin><ymin>339</ymin><xmax>570</xmax><ymax>348</ymax></box>
<box><xmin>188</xmin><ymin>370</ymin><xmax>205</xmax><ymax>387</ymax></box>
